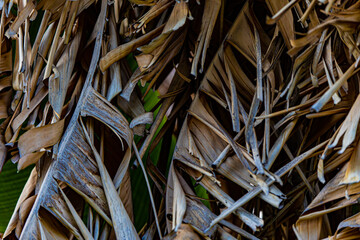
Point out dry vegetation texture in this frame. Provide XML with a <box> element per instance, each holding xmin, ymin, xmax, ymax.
<box><xmin>0</xmin><ymin>0</ymin><xmax>360</xmax><ymax>239</ymax></box>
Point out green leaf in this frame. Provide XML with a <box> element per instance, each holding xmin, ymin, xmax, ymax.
<box><xmin>0</xmin><ymin>161</ymin><xmax>32</xmax><ymax>233</ymax></box>
<box><xmin>131</xmin><ymin>81</ymin><xmax>176</xmax><ymax>230</ymax></box>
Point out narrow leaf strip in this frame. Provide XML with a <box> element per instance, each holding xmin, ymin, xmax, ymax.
<box><xmin>80</xmin><ymin>118</ymin><xmax>139</xmax><ymax>240</ymax></box>
<box><xmin>57</xmin><ymin>182</ymin><xmax>94</xmax><ymax>240</ymax></box>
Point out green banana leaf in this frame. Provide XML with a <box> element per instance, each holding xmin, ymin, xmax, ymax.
<box><xmin>0</xmin><ymin>161</ymin><xmax>32</xmax><ymax>233</ymax></box>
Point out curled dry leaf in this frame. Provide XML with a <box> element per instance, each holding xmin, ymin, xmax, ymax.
<box><xmin>18</xmin><ymin>119</ymin><xmax>65</xmax><ymax>157</ymax></box>
<box><xmin>129</xmin><ymin>112</ymin><xmax>153</xmax><ymax>129</ymax></box>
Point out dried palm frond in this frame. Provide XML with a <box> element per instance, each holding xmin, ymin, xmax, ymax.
<box><xmin>0</xmin><ymin>0</ymin><xmax>233</xmax><ymax>239</ymax></box>
<box><xmin>1</xmin><ymin>0</ymin><xmax>360</xmax><ymax>239</ymax></box>
<box><xmin>167</xmin><ymin>0</ymin><xmax>360</xmax><ymax>239</ymax></box>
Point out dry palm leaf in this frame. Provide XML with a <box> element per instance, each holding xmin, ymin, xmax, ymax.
<box><xmin>2</xmin><ymin>0</ymin><xmax>360</xmax><ymax>239</ymax></box>
<box><xmin>191</xmin><ymin>0</ymin><xmax>220</xmax><ymax>77</ymax></box>
<box><xmin>1</xmin><ymin>0</ymin><xmax>221</xmax><ymax>238</ymax></box>
<box><xmin>2</xmin><ymin>0</ymin><xmax>137</xmax><ymax>238</ymax></box>
<box><xmin>167</xmin><ymin>2</ymin><xmax>285</xmax><ymax>239</ymax></box>
<box><xmin>167</xmin><ymin>0</ymin><xmax>360</xmax><ymax>239</ymax></box>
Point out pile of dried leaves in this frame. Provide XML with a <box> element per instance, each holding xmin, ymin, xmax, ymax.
<box><xmin>0</xmin><ymin>0</ymin><xmax>360</xmax><ymax>239</ymax></box>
